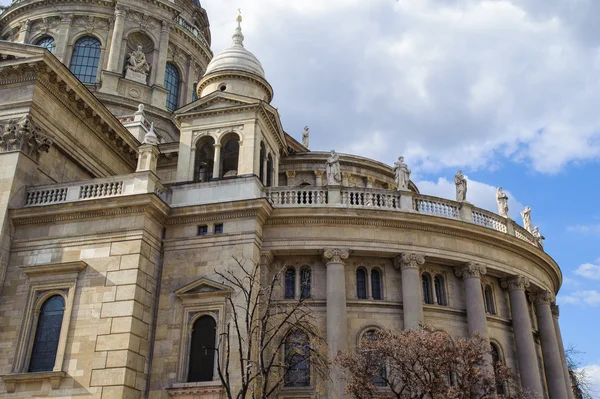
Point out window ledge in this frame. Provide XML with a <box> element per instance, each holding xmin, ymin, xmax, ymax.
<box><xmin>1</xmin><ymin>371</ymin><xmax>66</xmax><ymax>393</ymax></box>
<box><xmin>19</xmin><ymin>261</ymin><xmax>86</xmax><ymax>277</ymax></box>
<box><xmin>167</xmin><ymin>380</ymin><xmax>224</xmax><ymax>396</ymax></box>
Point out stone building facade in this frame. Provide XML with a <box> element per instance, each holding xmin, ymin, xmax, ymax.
<box><xmin>0</xmin><ymin>1</ymin><xmax>572</xmax><ymax>399</ymax></box>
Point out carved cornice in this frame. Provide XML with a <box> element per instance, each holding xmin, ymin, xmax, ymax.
<box><xmin>393</xmin><ymin>252</ymin><xmax>425</xmax><ymax>270</ymax></box>
<box><xmin>323</xmin><ymin>248</ymin><xmax>349</xmax><ymax>265</ymax></box>
<box><xmin>0</xmin><ymin>115</ymin><xmax>53</xmax><ymax>160</ymax></box>
<box><xmin>500</xmin><ymin>275</ymin><xmax>530</xmax><ymax>291</ymax></box>
<box><xmin>455</xmin><ymin>262</ymin><xmax>487</xmax><ymax>279</ymax></box>
<box><xmin>529</xmin><ymin>290</ymin><xmax>555</xmax><ymax>305</ymax></box>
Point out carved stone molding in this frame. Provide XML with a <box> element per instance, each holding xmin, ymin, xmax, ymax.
<box><xmin>551</xmin><ymin>304</ymin><xmax>560</xmax><ymax>318</ymax></box>
<box><xmin>529</xmin><ymin>290</ymin><xmax>555</xmax><ymax>305</ymax></box>
<box><xmin>454</xmin><ymin>262</ymin><xmax>487</xmax><ymax>279</ymax></box>
<box><xmin>323</xmin><ymin>248</ymin><xmax>350</xmax><ymax>265</ymax></box>
<box><xmin>393</xmin><ymin>252</ymin><xmax>425</xmax><ymax>270</ymax></box>
<box><xmin>0</xmin><ymin>115</ymin><xmax>53</xmax><ymax>160</ymax></box>
<box><xmin>500</xmin><ymin>275</ymin><xmax>530</xmax><ymax>291</ymax></box>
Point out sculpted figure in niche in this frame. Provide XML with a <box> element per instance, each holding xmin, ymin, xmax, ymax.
<box><xmin>127</xmin><ymin>45</ymin><xmax>151</xmax><ymax>74</ymax></box>
<box><xmin>454</xmin><ymin>170</ymin><xmax>467</xmax><ymax>202</ymax></box>
<box><xmin>302</xmin><ymin>126</ymin><xmax>309</xmax><ymax>148</ymax></box>
<box><xmin>394</xmin><ymin>156</ymin><xmax>410</xmax><ymax>190</ymax></box>
<box><xmin>496</xmin><ymin>187</ymin><xmax>509</xmax><ymax>218</ymax></box>
<box><xmin>521</xmin><ymin>206</ymin><xmax>532</xmax><ymax>233</ymax></box>
<box><xmin>325</xmin><ymin>149</ymin><xmax>341</xmax><ymax>185</ymax></box>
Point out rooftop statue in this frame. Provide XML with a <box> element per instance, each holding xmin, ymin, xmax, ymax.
<box><xmin>326</xmin><ymin>150</ymin><xmax>341</xmax><ymax>185</ymax></box>
<box><xmin>521</xmin><ymin>206</ymin><xmax>532</xmax><ymax>233</ymax></box>
<box><xmin>455</xmin><ymin>170</ymin><xmax>467</xmax><ymax>202</ymax></box>
<box><xmin>302</xmin><ymin>126</ymin><xmax>309</xmax><ymax>148</ymax></box>
<box><xmin>496</xmin><ymin>187</ymin><xmax>509</xmax><ymax>218</ymax></box>
<box><xmin>533</xmin><ymin>226</ymin><xmax>545</xmax><ymax>249</ymax></box>
<box><xmin>394</xmin><ymin>156</ymin><xmax>410</xmax><ymax>190</ymax></box>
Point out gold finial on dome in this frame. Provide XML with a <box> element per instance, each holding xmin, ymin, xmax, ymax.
<box><xmin>232</xmin><ymin>8</ymin><xmax>244</xmax><ymax>46</ymax></box>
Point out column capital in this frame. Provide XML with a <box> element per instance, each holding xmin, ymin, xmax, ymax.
<box><xmin>313</xmin><ymin>170</ymin><xmax>325</xmax><ymax>178</ymax></box>
<box><xmin>529</xmin><ymin>289</ymin><xmax>555</xmax><ymax>305</ymax></box>
<box><xmin>259</xmin><ymin>251</ymin><xmax>274</xmax><ymax>267</ymax></box>
<box><xmin>455</xmin><ymin>262</ymin><xmax>486</xmax><ymax>279</ymax></box>
<box><xmin>213</xmin><ymin>143</ymin><xmax>222</xmax><ymax>148</ymax></box>
<box><xmin>500</xmin><ymin>275</ymin><xmax>530</xmax><ymax>291</ymax></box>
<box><xmin>323</xmin><ymin>248</ymin><xmax>349</xmax><ymax>265</ymax></box>
<box><xmin>551</xmin><ymin>304</ymin><xmax>560</xmax><ymax>318</ymax></box>
<box><xmin>114</xmin><ymin>4</ymin><xmax>127</xmax><ymax>16</ymax></box>
<box><xmin>286</xmin><ymin>170</ymin><xmax>296</xmax><ymax>178</ymax></box>
<box><xmin>162</xmin><ymin>20</ymin><xmax>173</xmax><ymax>32</ymax></box>
<box><xmin>393</xmin><ymin>252</ymin><xmax>425</xmax><ymax>270</ymax></box>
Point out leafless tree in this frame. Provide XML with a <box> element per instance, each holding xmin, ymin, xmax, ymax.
<box><xmin>214</xmin><ymin>257</ymin><xmax>329</xmax><ymax>399</ymax></box>
<box><xmin>565</xmin><ymin>345</ymin><xmax>596</xmax><ymax>399</ymax></box>
<box><xmin>337</xmin><ymin>326</ymin><xmax>533</xmax><ymax>399</ymax></box>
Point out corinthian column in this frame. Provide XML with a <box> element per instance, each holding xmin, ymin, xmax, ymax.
<box><xmin>552</xmin><ymin>305</ymin><xmax>574</xmax><ymax>399</ymax></box>
<box><xmin>107</xmin><ymin>5</ymin><xmax>126</xmax><ymax>72</ymax></box>
<box><xmin>530</xmin><ymin>290</ymin><xmax>568</xmax><ymax>399</ymax></box>
<box><xmin>323</xmin><ymin>248</ymin><xmax>350</xmax><ymax>399</ymax></box>
<box><xmin>394</xmin><ymin>252</ymin><xmax>425</xmax><ymax>329</ymax></box>
<box><xmin>501</xmin><ymin>276</ymin><xmax>543</xmax><ymax>395</ymax></box>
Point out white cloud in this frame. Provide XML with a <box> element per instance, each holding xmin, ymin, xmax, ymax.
<box><xmin>574</xmin><ymin>263</ymin><xmax>600</xmax><ymax>280</ymax></box>
<box><xmin>559</xmin><ymin>290</ymin><xmax>600</xmax><ymax>306</ymax></box>
<box><xmin>567</xmin><ymin>224</ymin><xmax>600</xmax><ymax>234</ymax></box>
<box><xmin>577</xmin><ymin>364</ymin><xmax>600</xmax><ymax>397</ymax></box>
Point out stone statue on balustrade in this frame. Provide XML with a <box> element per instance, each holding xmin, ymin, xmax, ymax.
<box><xmin>302</xmin><ymin>126</ymin><xmax>309</xmax><ymax>148</ymax></box>
<box><xmin>454</xmin><ymin>170</ymin><xmax>467</xmax><ymax>202</ymax></box>
<box><xmin>394</xmin><ymin>156</ymin><xmax>411</xmax><ymax>190</ymax></box>
<box><xmin>496</xmin><ymin>187</ymin><xmax>509</xmax><ymax>218</ymax></box>
<box><xmin>325</xmin><ymin>149</ymin><xmax>341</xmax><ymax>185</ymax></box>
<box><xmin>521</xmin><ymin>206</ymin><xmax>532</xmax><ymax>233</ymax></box>
<box><xmin>533</xmin><ymin>226</ymin><xmax>544</xmax><ymax>249</ymax></box>
<box><xmin>125</xmin><ymin>45</ymin><xmax>151</xmax><ymax>84</ymax></box>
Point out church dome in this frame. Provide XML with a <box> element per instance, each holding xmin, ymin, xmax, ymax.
<box><xmin>204</xmin><ymin>15</ymin><xmax>265</xmax><ymax>78</ymax></box>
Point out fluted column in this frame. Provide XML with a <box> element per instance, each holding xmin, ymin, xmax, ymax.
<box><xmin>212</xmin><ymin>144</ymin><xmax>221</xmax><ymax>179</ymax></box>
<box><xmin>324</xmin><ymin>248</ymin><xmax>349</xmax><ymax>399</ymax></box>
<box><xmin>107</xmin><ymin>5</ymin><xmax>126</xmax><ymax>72</ymax></box>
<box><xmin>552</xmin><ymin>305</ymin><xmax>574</xmax><ymax>399</ymax></box>
<box><xmin>153</xmin><ymin>21</ymin><xmax>172</xmax><ymax>86</ymax></box>
<box><xmin>394</xmin><ymin>252</ymin><xmax>425</xmax><ymax>329</ymax></box>
<box><xmin>501</xmin><ymin>276</ymin><xmax>543</xmax><ymax>395</ymax></box>
<box><xmin>530</xmin><ymin>291</ymin><xmax>568</xmax><ymax>399</ymax></box>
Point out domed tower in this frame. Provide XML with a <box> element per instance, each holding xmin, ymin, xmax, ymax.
<box><xmin>174</xmin><ymin>14</ymin><xmax>286</xmax><ymax>186</ymax></box>
<box><xmin>0</xmin><ymin>0</ymin><xmax>213</xmax><ymax>142</ymax></box>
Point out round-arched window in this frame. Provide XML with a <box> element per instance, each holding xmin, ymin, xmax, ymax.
<box><xmin>164</xmin><ymin>62</ymin><xmax>180</xmax><ymax>110</ymax></box>
<box><xmin>29</xmin><ymin>295</ymin><xmax>65</xmax><ymax>372</ymax></box>
<box><xmin>36</xmin><ymin>36</ymin><xmax>55</xmax><ymax>53</ymax></box>
<box><xmin>69</xmin><ymin>37</ymin><xmax>101</xmax><ymax>84</ymax></box>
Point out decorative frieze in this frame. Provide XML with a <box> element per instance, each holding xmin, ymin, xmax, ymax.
<box><xmin>454</xmin><ymin>262</ymin><xmax>487</xmax><ymax>279</ymax></box>
<box><xmin>323</xmin><ymin>248</ymin><xmax>349</xmax><ymax>265</ymax></box>
<box><xmin>501</xmin><ymin>275</ymin><xmax>530</xmax><ymax>291</ymax></box>
<box><xmin>0</xmin><ymin>115</ymin><xmax>53</xmax><ymax>160</ymax></box>
<box><xmin>393</xmin><ymin>252</ymin><xmax>425</xmax><ymax>270</ymax></box>
<box><xmin>529</xmin><ymin>290</ymin><xmax>555</xmax><ymax>305</ymax></box>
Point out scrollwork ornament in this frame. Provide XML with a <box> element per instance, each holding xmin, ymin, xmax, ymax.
<box><xmin>323</xmin><ymin>248</ymin><xmax>349</xmax><ymax>265</ymax></box>
<box><xmin>455</xmin><ymin>262</ymin><xmax>487</xmax><ymax>279</ymax></box>
<box><xmin>393</xmin><ymin>252</ymin><xmax>425</xmax><ymax>270</ymax></box>
<box><xmin>500</xmin><ymin>275</ymin><xmax>530</xmax><ymax>291</ymax></box>
<box><xmin>529</xmin><ymin>290</ymin><xmax>555</xmax><ymax>305</ymax></box>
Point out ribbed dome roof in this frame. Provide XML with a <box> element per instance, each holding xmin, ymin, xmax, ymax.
<box><xmin>204</xmin><ymin>15</ymin><xmax>265</xmax><ymax>78</ymax></box>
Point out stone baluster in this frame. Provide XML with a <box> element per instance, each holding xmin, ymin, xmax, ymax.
<box><xmin>552</xmin><ymin>304</ymin><xmax>574</xmax><ymax>399</ymax></box>
<box><xmin>501</xmin><ymin>276</ymin><xmax>543</xmax><ymax>396</ymax></box>
<box><xmin>530</xmin><ymin>290</ymin><xmax>568</xmax><ymax>399</ymax></box>
<box><xmin>107</xmin><ymin>5</ymin><xmax>126</xmax><ymax>72</ymax></box>
<box><xmin>212</xmin><ymin>144</ymin><xmax>221</xmax><ymax>179</ymax></box>
<box><xmin>394</xmin><ymin>252</ymin><xmax>425</xmax><ymax>329</ymax></box>
<box><xmin>323</xmin><ymin>248</ymin><xmax>349</xmax><ymax>399</ymax></box>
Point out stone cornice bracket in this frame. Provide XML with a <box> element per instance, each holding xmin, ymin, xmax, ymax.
<box><xmin>0</xmin><ymin>115</ymin><xmax>53</xmax><ymax>161</ymax></box>
<box><xmin>500</xmin><ymin>275</ymin><xmax>530</xmax><ymax>291</ymax></box>
<box><xmin>529</xmin><ymin>289</ymin><xmax>555</xmax><ymax>305</ymax></box>
<box><xmin>551</xmin><ymin>304</ymin><xmax>560</xmax><ymax>318</ymax></box>
<box><xmin>455</xmin><ymin>262</ymin><xmax>487</xmax><ymax>279</ymax></box>
<box><xmin>393</xmin><ymin>252</ymin><xmax>425</xmax><ymax>270</ymax></box>
<box><xmin>323</xmin><ymin>248</ymin><xmax>349</xmax><ymax>265</ymax></box>
<box><xmin>259</xmin><ymin>251</ymin><xmax>274</xmax><ymax>268</ymax></box>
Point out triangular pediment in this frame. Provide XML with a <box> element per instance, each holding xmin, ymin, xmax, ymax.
<box><xmin>175</xmin><ymin>91</ymin><xmax>259</xmax><ymax>117</ymax></box>
<box><xmin>175</xmin><ymin>277</ymin><xmax>233</xmax><ymax>299</ymax></box>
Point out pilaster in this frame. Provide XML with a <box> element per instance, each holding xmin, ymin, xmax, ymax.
<box><xmin>394</xmin><ymin>252</ymin><xmax>425</xmax><ymax>329</ymax></box>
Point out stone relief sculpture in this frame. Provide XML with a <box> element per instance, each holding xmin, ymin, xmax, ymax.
<box><xmin>0</xmin><ymin>115</ymin><xmax>53</xmax><ymax>160</ymax></box>
<box><xmin>325</xmin><ymin>149</ymin><xmax>341</xmax><ymax>185</ymax></box>
<box><xmin>394</xmin><ymin>156</ymin><xmax>410</xmax><ymax>190</ymax></box>
<box><xmin>125</xmin><ymin>45</ymin><xmax>151</xmax><ymax>84</ymax></box>
<box><xmin>521</xmin><ymin>206</ymin><xmax>532</xmax><ymax>233</ymax></box>
<box><xmin>454</xmin><ymin>170</ymin><xmax>467</xmax><ymax>202</ymax></box>
<box><xmin>533</xmin><ymin>226</ymin><xmax>545</xmax><ymax>248</ymax></box>
<box><xmin>302</xmin><ymin>126</ymin><xmax>309</xmax><ymax>148</ymax></box>
<box><xmin>496</xmin><ymin>187</ymin><xmax>509</xmax><ymax>218</ymax></box>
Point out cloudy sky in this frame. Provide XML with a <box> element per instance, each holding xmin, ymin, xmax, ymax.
<box><xmin>201</xmin><ymin>0</ymin><xmax>600</xmax><ymax>391</ymax></box>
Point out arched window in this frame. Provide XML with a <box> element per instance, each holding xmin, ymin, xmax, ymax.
<box><xmin>300</xmin><ymin>267</ymin><xmax>311</xmax><ymax>299</ymax></box>
<box><xmin>69</xmin><ymin>36</ymin><xmax>101</xmax><ymax>84</ymax></box>
<box><xmin>192</xmin><ymin>82</ymin><xmax>198</xmax><ymax>102</ymax></box>
<box><xmin>361</xmin><ymin>330</ymin><xmax>386</xmax><ymax>386</ymax></box>
<box><xmin>434</xmin><ymin>275</ymin><xmax>446</xmax><ymax>306</ymax></box>
<box><xmin>36</xmin><ymin>36</ymin><xmax>55</xmax><ymax>53</ymax></box>
<box><xmin>490</xmin><ymin>343</ymin><xmax>505</xmax><ymax>395</ymax></box>
<box><xmin>188</xmin><ymin>316</ymin><xmax>216</xmax><ymax>382</ymax></box>
<box><xmin>266</xmin><ymin>154</ymin><xmax>273</xmax><ymax>187</ymax></box>
<box><xmin>285</xmin><ymin>268</ymin><xmax>296</xmax><ymax>299</ymax></box>
<box><xmin>165</xmin><ymin>62</ymin><xmax>180</xmax><ymax>110</ymax></box>
<box><xmin>371</xmin><ymin>269</ymin><xmax>382</xmax><ymax>300</ymax></box>
<box><xmin>284</xmin><ymin>331</ymin><xmax>310</xmax><ymax>387</ymax></box>
<box><xmin>194</xmin><ymin>136</ymin><xmax>215</xmax><ymax>182</ymax></box>
<box><xmin>356</xmin><ymin>269</ymin><xmax>367</xmax><ymax>299</ymax></box>
<box><xmin>220</xmin><ymin>133</ymin><xmax>240</xmax><ymax>178</ymax></box>
<box><xmin>259</xmin><ymin>142</ymin><xmax>266</xmax><ymax>184</ymax></box>
<box><xmin>29</xmin><ymin>295</ymin><xmax>65</xmax><ymax>372</ymax></box>
<box><xmin>484</xmin><ymin>285</ymin><xmax>496</xmax><ymax>315</ymax></box>
<box><xmin>422</xmin><ymin>273</ymin><xmax>433</xmax><ymax>304</ymax></box>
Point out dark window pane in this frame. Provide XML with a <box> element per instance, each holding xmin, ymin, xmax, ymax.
<box><xmin>422</xmin><ymin>274</ymin><xmax>432</xmax><ymax>304</ymax></box>
<box><xmin>198</xmin><ymin>225</ymin><xmax>208</xmax><ymax>236</ymax></box>
<box><xmin>29</xmin><ymin>295</ymin><xmax>65</xmax><ymax>372</ymax></box>
<box><xmin>371</xmin><ymin>270</ymin><xmax>382</xmax><ymax>300</ymax></box>
<box><xmin>485</xmin><ymin>286</ymin><xmax>496</xmax><ymax>314</ymax></box>
<box><xmin>356</xmin><ymin>269</ymin><xmax>367</xmax><ymax>299</ymax></box>
<box><xmin>188</xmin><ymin>316</ymin><xmax>216</xmax><ymax>382</ymax></box>
<box><xmin>214</xmin><ymin>223</ymin><xmax>223</xmax><ymax>234</ymax></box>
<box><xmin>434</xmin><ymin>276</ymin><xmax>445</xmax><ymax>306</ymax></box>
<box><xmin>192</xmin><ymin>82</ymin><xmax>198</xmax><ymax>102</ymax></box>
<box><xmin>69</xmin><ymin>37</ymin><xmax>101</xmax><ymax>84</ymax></box>
<box><xmin>285</xmin><ymin>331</ymin><xmax>310</xmax><ymax>387</ymax></box>
<box><xmin>165</xmin><ymin>63</ymin><xmax>180</xmax><ymax>110</ymax></box>
<box><xmin>285</xmin><ymin>268</ymin><xmax>296</xmax><ymax>299</ymax></box>
<box><xmin>362</xmin><ymin>330</ymin><xmax>386</xmax><ymax>386</ymax></box>
<box><xmin>36</xmin><ymin>36</ymin><xmax>55</xmax><ymax>53</ymax></box>
<box><xmin>300</xmin><ymin>268</ymin><xmax>311</xmax><ymax>299</ymax></box>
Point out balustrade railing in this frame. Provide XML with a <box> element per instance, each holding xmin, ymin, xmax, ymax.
<box><xmin>514</xmin><ymin>225</ymin><xmax>537</xmax><ymax>246</ymax></box>
<box><xmin>413</xmin><ymin>195</ymin><xmax>459</xmax><ymax>219</ymax></box>
<box><xmin>341</xmin><ymin>188</ymin><xmax>401</xmax><ymax>210</ymax></box>
<box><xmin>268</xmin><ymin>187</ymin><xmax>327</xmax><ymax>206</ymax></box>
<box><xmin>174</xmin><ymin>17</ymin><xmax>210</xmax><ymax>48</ymax></box>
<box><xmin>472</xmin><ymin>209</ymin><xmax>508</xmax><ymax>233</ymax></box>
